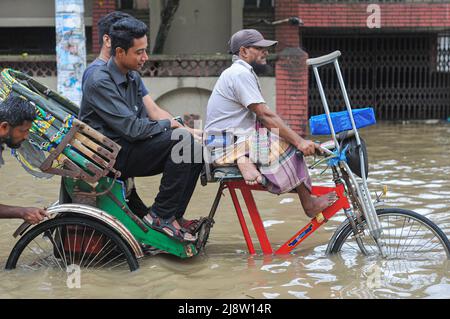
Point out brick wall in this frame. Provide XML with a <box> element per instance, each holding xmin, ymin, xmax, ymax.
<box><xmin>275</xmin><ymin>0</ymin><xmax>300</xmax><ymax>52</ymax></box>
<box><xmin>298</xmin><ymin>3</ymin><xmax>450</xmax><ymax>28</ymax></box>
<box><xmin>92</xmin><ymin>0</ymin><xmax>116</xmax><ymax>54</ymax></box>
<box><xmin>276</xmin><ymin>48</ymin><xmax>309</xmax><ymax>135</ymax></box>
<box><xmin>275</xmin><ymin>0</ymin><xmax>309</xmax><ymax>135</ymax></box>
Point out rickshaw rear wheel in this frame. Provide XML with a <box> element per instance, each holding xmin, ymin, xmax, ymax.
<box><xmin>5</xmin><ymin>216</ymin><xmax>139</xmax><ymax>272</ymax></box>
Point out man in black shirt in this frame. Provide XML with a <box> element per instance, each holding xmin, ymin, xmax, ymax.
<box><xmin>80</xmin><ymin>18</ymin><xmax>203</xmax><ymax>242</ymax></box>
<box><xmin>0</xmin><ymin>95</ymin><xmax>48</xmax><ymax>224</ymax></box>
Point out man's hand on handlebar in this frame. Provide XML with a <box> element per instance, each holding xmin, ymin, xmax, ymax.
<box><xmin>296</xmin><ymin>139</ymin><xmax>322</xmax><ymax>156</ymax></box>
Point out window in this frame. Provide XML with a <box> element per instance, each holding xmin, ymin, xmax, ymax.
<box><xmin>244</xmin><ymin>0</ymin><xmax>274</xmax><ymax>8</ymax></box>
<box><xmin>437</xmin><ymin>34</ymin><xmax>450</xmax><ymax>72</ymax></box>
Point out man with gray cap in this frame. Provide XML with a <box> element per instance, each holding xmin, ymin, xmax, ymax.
<box><xmin>204</xmin><ymin>29</ymin><xmax>337</xmax><ymax>218</ymax></box>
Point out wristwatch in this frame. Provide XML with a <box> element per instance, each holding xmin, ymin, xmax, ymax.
<box><xmin>173</xmin><ymin>116</ymin><xmax>184</xmax><ymax>126</ymax></box>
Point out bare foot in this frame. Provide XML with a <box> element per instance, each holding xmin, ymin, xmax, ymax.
<box><xmin>303</xmin><ymin>192</ymin><xmax>338</xmax><ymax>218</ymax></box>
<box><xmin>237</xmin><ymin>156</ymin><xmax>263</xmax><ymax>185</ymax></box>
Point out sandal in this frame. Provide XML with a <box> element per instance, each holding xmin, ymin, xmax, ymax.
<box><xmin>143</xmin><ymin>211</ymin><xmax>197</xmax><ymax>243</ymax></box>
<box><xmin>178</xmin><ymin>217</ymin><xmax>208</xmax><ymax>234</ymax></box>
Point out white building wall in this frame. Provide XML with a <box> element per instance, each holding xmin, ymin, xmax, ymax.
<box><xmin>149</xmin><ymin>0</ymin><xmax>244</xmax><ymax>54</ymax></box>
<box><xmin>0</xmin><ymin>0</ymin><xmax>93</xmax><ymax>27</ymax></box>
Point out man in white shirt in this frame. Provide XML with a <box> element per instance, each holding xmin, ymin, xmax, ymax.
<box><xmin>205</xmin><ymin>29</ymin><xmax>336</xmax><ymax>218</ymax></box>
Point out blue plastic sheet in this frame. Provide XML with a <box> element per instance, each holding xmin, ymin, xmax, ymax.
<box><xmin>309</xmin><ymin>107</ymin><xmax>376</xmax><ymax>135</ymax></box>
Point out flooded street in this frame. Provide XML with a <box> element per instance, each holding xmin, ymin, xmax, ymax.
<box><xmin>0</xmin><ymin>122</ymin><xmax>449</xmax><ymax>299</ymax></box>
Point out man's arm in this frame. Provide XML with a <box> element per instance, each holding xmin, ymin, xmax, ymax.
<box><xmin>249</xmin><ymin>103</ymin><xmax>319</xmax><ymax>156</ymax></box>
<box><xmin>142</xmin><ymin>95</ymin><xmax>181</xmax><ymax>128</ymax></box>
<box><xmin>0</xmin><ymin>204</ymin><xmax>47</xmax><ymax>224</ymax></box>
<box><xmin>142</xmin><ymin>94</ymin><xmax>203</xmax><ymax>140</ymax></box>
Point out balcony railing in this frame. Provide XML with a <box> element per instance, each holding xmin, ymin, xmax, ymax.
<box><xmin>0</xmin><ymin>54</ymin><xmax>276</xmax><ymax>77</ymax></box>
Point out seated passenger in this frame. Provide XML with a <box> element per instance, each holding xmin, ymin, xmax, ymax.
<box><xmin>81</xmin><ymin>11</ymin><xmax>202</xmax><ymax>234</ymax></box>
<box><xmin>80</xmin><ymin>18</ymin><xmax>203</xmax><ymax>242</ymax></box>
<box><xmin>204</xmin><ymin>29</ymin><xmax>337</xmax><ymax>218</ymax></box>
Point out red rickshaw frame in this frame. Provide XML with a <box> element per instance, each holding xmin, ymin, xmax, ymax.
<box><xmin>224</xmin><ymin>180</ymin><xmax>350</xmax><ymax>255</ymax></box>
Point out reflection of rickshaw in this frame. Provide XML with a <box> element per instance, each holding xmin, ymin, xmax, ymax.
<box><xmin>2</xmin><ymin>51</ymin><xmax>449</xmax><ymax>273</ymax></box>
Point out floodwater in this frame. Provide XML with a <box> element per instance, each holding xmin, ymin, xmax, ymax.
<box><xmin>0</xmin><ymin>122</ymin><xmax>449</xmax><ymax>299</ymax></box>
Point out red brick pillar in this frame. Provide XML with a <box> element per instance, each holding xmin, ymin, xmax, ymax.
<box><xmin>92</xmin><ymin>0</ymin><xmax>116</xmax><ymax>54</ymax></box>
<box><xmin>275</xmin><ymin>0</ymin><xmax>309</xmax><ymax>136</ymax></box>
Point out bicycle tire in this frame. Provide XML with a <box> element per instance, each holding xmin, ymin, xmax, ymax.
<box><xmin>5</xmin><ymin>216</ymin><xmax>139</xmax><ymax>272</ymax></box>
<box><xmin>329</xmin><ymin>208</ymin><xmax>450</xmax><ymax>259</ymax></box>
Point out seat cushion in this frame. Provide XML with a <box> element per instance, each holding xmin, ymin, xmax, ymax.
<box><xmin>212</xmin><ymin>166</ymin><xmax>243</xmax><ymax>181</ymax></box>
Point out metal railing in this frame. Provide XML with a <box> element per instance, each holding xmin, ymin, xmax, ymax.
<box><xmin>0</xmin><ymin>54</ymin><xmax>277</xmax><ymax>77</ymax></box>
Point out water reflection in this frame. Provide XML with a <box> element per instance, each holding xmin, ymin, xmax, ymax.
<box><xmin>0</xmin><ymin>123</ymin><xmax>449</xmax><ymax>298</ymax></box>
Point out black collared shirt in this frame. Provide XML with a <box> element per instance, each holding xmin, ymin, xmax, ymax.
<box><xmin>0</xmin><ymin>144</ymin><xmax>4</xmax><ymax>168</ymax></box>
<box><xmin>79</xmin><ymin>58</ymin><xmax>170</xmax><ymax>143</ymax></box>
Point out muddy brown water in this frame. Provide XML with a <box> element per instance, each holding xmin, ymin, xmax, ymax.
<box><xmin>0</xmin><ymin>122</ymin><xmax>448</xmax><ymax>298</ymax></box>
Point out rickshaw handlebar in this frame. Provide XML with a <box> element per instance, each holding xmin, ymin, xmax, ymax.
<box><xmin>296</xmin><ymin>129</ymin><xmax>355</xmax><ymax>158</ymax></box>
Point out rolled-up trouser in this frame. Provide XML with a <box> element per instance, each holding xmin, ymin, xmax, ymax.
<box><xmin>114</xmin><ymin>129</ymin><xmax>203</xmax><ymax>219</ymax></box>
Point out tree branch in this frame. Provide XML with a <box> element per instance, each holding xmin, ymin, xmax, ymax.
<box><xmin>152</xmin><ymin>0</ymin><xmax>180</xmax><ymax>54</ymax></box>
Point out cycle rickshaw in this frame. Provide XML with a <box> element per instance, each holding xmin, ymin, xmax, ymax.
<box><xmin>2</xmin><ymin>51</ymin><xmax>449</xmax><ymax>272</ymax></box>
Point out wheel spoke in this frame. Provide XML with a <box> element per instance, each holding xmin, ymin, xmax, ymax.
<box><xmin>72</xmin><ymin>225</ymin><xmax>78</xmax><ymax>266</ymax></box>
<box><xmin>82</xmin><ymin>233</ymin><xmax>105</xmax><ymax>268</ymax></box>
<box><xmin>42</xmin><ymin>231</ymin><xmax>65</xmax><ymax>271</ymax></box>
<box><xmin>98</xmin><ymin>252</ymin><xmax>125</xmax><ymax>269</ymax></box>
<box><xmin>25</xmin><ymin>244</ymin><xmax>51</xmax><ymax>268</ymax></box>
<box><xmin>79</xmin><ymin>228</ymin><xmax>95</xmax><ymax>267</ymax></box>
<box><xmin>399</xmin><ymin>222</ymin><xmax>423</xmax><ymax>256</ymax></box>
<box><xmin>109</xmin><ymin>259</ymin><xmax>128</xmax><ymax>270</ymax></box>
<box><xmin>333</xmin><ymin>211</ymin><xmax>449</xmax><ymax>261</ymax></box>
<box><xmin>91</xmin><ymin>241</ymin><xmax>119</xmax><ymax>268</ymax></box>
<box><xmin>65</xmin><ymin>225</ymin><xmax>73</xmax><ymax>266</ymax></box>
<box><xmin>10</xmin><ymin>218</ymin><xmax>135</xmax><ymax>272</ymax></box>
<box><xmin>85</xmin><ymin>238</ymin><xmax>111</xmax><ymax>269</ymax></box>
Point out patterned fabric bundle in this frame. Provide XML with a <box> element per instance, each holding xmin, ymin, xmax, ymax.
<box><xmin>211</xmin><ymin>123</ymin><xmax>312</xmax><ymax>194</ymax></box>
<box><xmin>0</xmin><ymin>68</ymin><xmax>79</xmax><ymax>178</ymax></box>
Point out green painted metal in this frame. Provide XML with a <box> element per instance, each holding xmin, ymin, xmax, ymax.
<box><xmin>63</xmin><ymin>177</ymin><xmax>198</xmax><ymax>258</ymax></box>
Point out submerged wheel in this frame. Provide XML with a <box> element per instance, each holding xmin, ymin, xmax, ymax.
<box><xmin>5</xmin><ymin>216</ymin><xmax>139</xmax><ymax>272</ymax></box>
<box><xmin>329</xmin><ymin>208</ymin><xmax>450</xmax><ymax>260</ymax></box>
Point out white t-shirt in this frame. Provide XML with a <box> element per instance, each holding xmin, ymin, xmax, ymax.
<box><xmin>204</xmin><ymin>57</ymin><xmax>265</xmax><ymax>140</ymax></box>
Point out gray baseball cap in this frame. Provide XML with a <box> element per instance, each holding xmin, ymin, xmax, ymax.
<box><xmin>229</xmin><ymin>29</ymin><xmax>278</xmax><ymax>54</ymax></box>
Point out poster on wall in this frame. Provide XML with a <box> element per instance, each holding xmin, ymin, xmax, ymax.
<box><xmin>55</xmin><ymin>0</ymin><xmax>86</xmax><ymax>106</ymax></box>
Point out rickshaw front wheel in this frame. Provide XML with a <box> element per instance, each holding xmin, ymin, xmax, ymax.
<box><xmin>328</xmin><ymin>208</ymin><xmax>450</xmax><ymax>260</ymax></box>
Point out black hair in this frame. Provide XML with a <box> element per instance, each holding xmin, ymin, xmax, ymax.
<box><xmin>0</xmin><ymin>95</ymin><xmax>36</xmax><ymax>127</ymax></box>
<box><xmin>109</xmin><ymin>17</ymin><xmax>148</xmax><ymax>56</ymax></box>
<box><xmin>97</xmin><ymin>11</ymin><xmax>132</xmax><ymax>46</ymax></box>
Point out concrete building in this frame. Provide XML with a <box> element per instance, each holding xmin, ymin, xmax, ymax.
<box><xmin>0</xmin><ymin>0</ymin><xmax>449</xmax><ymax>135</ymax></box>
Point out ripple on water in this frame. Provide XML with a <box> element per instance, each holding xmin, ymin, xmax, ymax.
<box><xmin>417</xmin><ymin>193</ymin><xmax>446</xmax><ymax>200</ymax></box>
<box><xmin>260</xmin><ymin>262</ymin><xmax>291</xmax><ymax>273</ymax></box>
<box><xmin>262</xmin><ymin>292</ymin><xmax>280</xmax><ymax>299</ymax></box>
<box><xmin>282</xmin><ymin>277</ymin><xmax>313</xmax><ymax>288</ymax></box>
<box><xmin>287</xmin><ymin>290</ymin><xmax>309</xmax><ymax>299</ymax></box>
<box><xmin>304</xmin><ymin>259</ymin><xmax>335</xmax><ymax>272</ymax></box>
<box><xmin>424</xmin><ymin>282</ymin><xmax>450</xmax><ymax>299</ymax></box>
